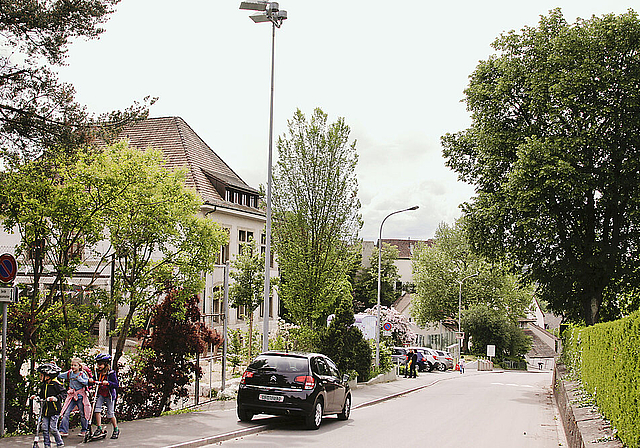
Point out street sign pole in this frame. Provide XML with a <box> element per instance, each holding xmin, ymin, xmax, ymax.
<box><xmin>1</xmin><ymin>300</ymin><xmax>7</xmax><ymax>436</ymax></box>
<box><xmin>0</xmin><ymin>253</ymin><xmax>18</xmax><ymax>436</ymax></box>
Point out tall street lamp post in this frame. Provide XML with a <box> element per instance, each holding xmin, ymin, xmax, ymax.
<box><xmin>239</xmin><ymin>1</ymin><xmax>287</xmax><ymax>352</ymax></box>
<box><xmin>375</xmin><ymin>206</ymin><xmax>419</xmax><ymax>368</ymax></box>
<box><xmin>457</xmin><ymin>272</ymin><xmax>478</xmax><ymax>359</ymax></box>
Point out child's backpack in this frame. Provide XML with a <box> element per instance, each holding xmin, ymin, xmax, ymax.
<box><xmin>83</xmin><ymin>366</ymin><xmax>94</xmax><ymax>391</ymax></box>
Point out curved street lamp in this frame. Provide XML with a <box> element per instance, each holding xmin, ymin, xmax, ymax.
<box><xmin>375</xmin><ymin>205</ymin><xmax>419</xmax><ymax>368</ymax></box>
<box><xmin>240</xmin><ymin>1</ymin><xmax>287</xmax><ymax>352</ymax></box>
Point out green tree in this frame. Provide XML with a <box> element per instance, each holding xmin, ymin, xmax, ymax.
<box><xmin>317</xmin><ymin>296</ymin><xmax>372</xmax><ymax>381</ymax></box>
<box><xmin>412</xmin><ymin>220</ymin><xmax>532</xmax><ymax>328</ymax></box>
<box><xmin>441</xmin><ymin>9</ymin><xmax>640</xmax><ymax>325</ymax></box>
<box><xmin>463</xmin><ymin>304</ymin><xmax>531</xmax><ymax>359</ymax></box>
<box><xmin>353</xmin><ymin>243</ymin><xmax>401</xmax><ymax>310</ymax></box>
<box><xmin>229</xmin><ymin>238</ymin><xmax>264</xmax><ymax>361</ymax></box>
<box><xmin>0</xmin><ymin>0</ymin><xmax>151</xmax><ymax>159</ymax></box>
<box><xmin>88</xmin><ymin>142</ymin><xmax>228</xmax><ymax>367</ymax></box>
<box><xmin>0</xmin><ymin>149</ymin><xmax>120</xmax><ymax>433</ymax></box>
<box><xmin>273</xmin><ymin>108</ymin><xmax>361</xmax><ymax>328</ymax></box>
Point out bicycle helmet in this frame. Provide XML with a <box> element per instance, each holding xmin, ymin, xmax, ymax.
<box><xmin>95</xmin><ymin>353</ymin><xmax>112</xmax><ymax>364</ymax></box>
<box><xmin>36</xmin><ymin>362</ymin><xmax>61</xmax><ymax>376</ymax></box>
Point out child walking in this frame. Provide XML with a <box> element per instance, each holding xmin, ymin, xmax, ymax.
<box><xmin>89</xmin><ymin>353</ymin><xmax>120</xmax><ymax>439</ymax></box>
<box><xmin>32</xmin><ymin>363</ymin><xmax>66</xmax><ymax>448</ymax></box>
<box><xmin>57</xmin><ymin>357</ymin><xmax>91</xmax><ymax>437</ymax></box>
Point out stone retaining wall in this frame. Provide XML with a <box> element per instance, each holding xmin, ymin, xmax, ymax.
<box><xmin>554</xmin><ymin>363</ymin><xmax>622</xmax><ymax>448</ymax></box>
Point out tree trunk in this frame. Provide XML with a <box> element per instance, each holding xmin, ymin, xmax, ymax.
<box><xmin>248</xmin><ymin>313</ymin><xmax>253</xmax><ymax>361</ymax></box>
<box><xmin>114</xmin><ymin>301</ymin><xmax>138</xmax><ymax>369</ymax></box>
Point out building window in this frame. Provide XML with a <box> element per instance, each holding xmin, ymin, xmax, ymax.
<box><xmin>237</xmin><ymin>304</ymin><xmax>246</xmax><ymax>320</ymax></box>
<box><xmin>260</xmin><ymin>233</ymin><xmax>274</xmax><ymax>268</ymax></box>
<box><xmin>239</xmin><ymin>230</ymin><xmax>254</xmax><ymax>255</ymax></box>
<box><xmin>211</xmin><ymin>285</ymin><xmax>223</xmax><ymax>323</ymax></box>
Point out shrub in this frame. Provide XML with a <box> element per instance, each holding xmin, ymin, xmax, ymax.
<box><xmin>562</xmin><ymin>311</ymin><xmax>640</xmax><ymax>448</ymax></box>
<box><xmin>317</xmin><ymin>295</ymin><xmax>372</xmax><ymax>381</ymax></box>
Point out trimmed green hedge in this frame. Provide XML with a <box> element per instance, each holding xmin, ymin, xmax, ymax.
<box><xmin>563</xmin><ymin>311</ymin><xmax>640</xmax><ymax>448</ymax></box>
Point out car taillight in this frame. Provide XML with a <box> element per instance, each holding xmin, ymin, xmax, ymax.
<box><xmin>433</xmin><ymin>356</ymin><xmax>438</xmax><ymax>360</ymax></box>
<box><xmin>294</xmin><ymin>375</ymin><xmax>315</xmax><ymax>390</ymax></box>
<box><xmin>240</xmin><ymin>370</ymin><xmax>254</xmax><ymax>385</ymax></box>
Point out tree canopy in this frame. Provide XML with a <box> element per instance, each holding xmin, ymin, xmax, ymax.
<box><xmin>352</xmin><ymin>243</ymin><xmax>401</xmax><ymax>311</ymax></box>
<box><xmin>441</xmin><ymin>9</ymin><xmax>640</xmax><ymax>325</ymax></box>
<box><xmin>273</xmin><ymin>108</ymin><xmax>361</xmax><ymax>328</ymax></box>
<box><xmin>0</xmin><ymin>0</ymin><xmax>150</xmax><ymax>159</ymax></box>
<box><xmin>412</xmin><ymin>220</ymin><xmax>532</xmax><ymax>327</ymax></box>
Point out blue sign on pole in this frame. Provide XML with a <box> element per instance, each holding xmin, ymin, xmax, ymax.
<box><xmin>0</xmin><ymin>254</ymin><xmax>17</xmax><ymax>284</ymax></box>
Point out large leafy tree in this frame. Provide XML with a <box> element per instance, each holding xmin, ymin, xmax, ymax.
<box><xmin>442</xmin><ymin>9</ymin><xmax>640</xmax><ymax>325</ymax></box>
<box><xmin>412</xmin><ymin>220</ymin><xmax>532</xmax><ymax>330</ymax></box>
<box><xmin>229</xmin><ymin>238</ymin><xmax>264</xmax><ymax>361</ymax></box>
<box><xmin>273</xmin><ymin>108</ymin><xmax>361</xmax><ymax>328</ymax></box>
<box><xmin>0</xmin><ymin>0</ymin><xmax>150</xmax><ymax>159</ymax></box>
<box><xmin>352</xmin><ymin>243</ymin><xmax>401</xmax><ymax>311</ymax></box>
<box><xmin>88</xmin><ymin>142</ymin><xmax>227</xmax><ymax>367</ymax></box>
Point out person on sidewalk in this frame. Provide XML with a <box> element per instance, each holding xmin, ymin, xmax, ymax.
<box><xmin>459</xmin><ymin>356</ymin><xmax>465</xmax><ymax>374</ymax></box>
<box><xmin>403</xmin><ymin>350</ymin><xmax>411</xmax><ymax>378</ymax></box>
<box><xmin>88</xmin><ymin>354</ymin><xmax>120</xmax><ymax>440</ymax></box>
<box><xmin>58</xmin><ymin>357</ymin><xmax>91</xmax><ymax>437</ymax></box>
<box><xmin>32</xmin><ymin>363</ymin><xmax>66</xmax><ymax>448</ymax></box>
<box><xmin>409</xmin><ymin>350</ymin><xmax>418</xmax><ymax>378</ymax></box>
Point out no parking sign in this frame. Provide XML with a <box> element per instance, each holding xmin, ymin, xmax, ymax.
<box><xmin>0</xmin><ymin>254</ymin><xmax>17</xmax><ymax>284</ymax></box>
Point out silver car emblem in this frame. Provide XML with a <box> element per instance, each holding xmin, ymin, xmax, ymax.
<box><xmin>270</xmin><ymin>375</ymin><xmax>277</xmax><ymax>382</ymax></box>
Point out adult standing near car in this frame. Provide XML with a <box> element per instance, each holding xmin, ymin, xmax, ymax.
<box><xmin>409</xmin><ymin>350</ymin><xmax>418</xmax><ymax>378</ymax></box>
<box><xmin>459</xmin><ymin>356</ymin><xmax>465</xmax><ymax>374</ymax></box>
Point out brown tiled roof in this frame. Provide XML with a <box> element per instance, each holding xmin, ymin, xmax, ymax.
<box><xmin>380</xmin><ymin>238</ymin><xmax>433</xmax><ymax>259</ymax></box>
<box><xmin>116</xmin><ymin>117</ymin><xmax>263</xmax><ymax>215</ymax></box>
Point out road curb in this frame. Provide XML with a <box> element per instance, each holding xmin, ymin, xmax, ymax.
<box><xmin>162</xmin><ymin>424</ymin><xmax>269</xmax><ymax>448</ymax></box>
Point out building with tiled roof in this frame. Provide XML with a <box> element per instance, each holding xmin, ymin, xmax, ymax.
<box><xmin>117</xmin><ymin>117</ymin><xmax>278</xmax><ymax>339</ymax></box>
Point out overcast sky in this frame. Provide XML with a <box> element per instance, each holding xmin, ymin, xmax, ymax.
<box><xmin>58</xmin><ymin>0</ymin><xmax>634</xmax><ymax>242</ymax></box>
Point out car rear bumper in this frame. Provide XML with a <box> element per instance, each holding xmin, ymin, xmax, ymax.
<box><xmin>237</xmin><ymin>386</ymin><xmax>317</xmax><ymax>416</ymax></box>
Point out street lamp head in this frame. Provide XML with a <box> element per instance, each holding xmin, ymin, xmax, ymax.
<box><xmin>240</xmin><ymin>1</ymin><xmax>268</xmax><ymax>11</ymax></box>
<box><xmin>408</xmin><ymin>205</ymin><xmax>419</xmax><ymax>211</ymax></box>
<box><xmin>241</xmin><ymin>1</ymin><xmax>287</xmax><ymax>27</ymax></box>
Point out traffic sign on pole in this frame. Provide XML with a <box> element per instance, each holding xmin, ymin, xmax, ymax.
<box><xmin>0</xmin><ymin>254</ymin><xmax>17</xmax><ymax>284</ymax></box>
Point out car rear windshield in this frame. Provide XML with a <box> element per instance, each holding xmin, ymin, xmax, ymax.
<box><xmin>249</xmin><ymin>355</ymin><xmax>309</xmax><ymax>373</ymax></box>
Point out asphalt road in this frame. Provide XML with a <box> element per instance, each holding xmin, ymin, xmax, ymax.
<box><xmin>213</xmin><ymin>370</ymin><xmax>564</xmax><ymax>447</ymax></box>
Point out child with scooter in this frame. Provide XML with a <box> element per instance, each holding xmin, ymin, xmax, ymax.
<box><xmin>57</xmin><ymin>357</ymin><xmax>91</xmax><ymax>437</ymax></box>
<box><xmin>31</xmin><ymin>363</ymin><xmax>66</xmax><ymax>448</ymax></box>
<box><xmin>88</xmin><ymin>353</ymin><xmax>120</xmax><ymax>440</ymax></box>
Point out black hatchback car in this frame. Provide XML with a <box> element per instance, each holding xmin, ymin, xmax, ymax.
<box><xmin>237</xmin><ymin>352</ymin><xmax>351</xmax><ymax>429</ymax></box>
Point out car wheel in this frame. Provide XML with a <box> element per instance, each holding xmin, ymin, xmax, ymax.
<box><xmin>337</xmin><ymin>394</ymin><xmax>351</xmax><ymax>421</ymax></box>
<box><xmin>438</xmin><ymin>363</ymin><xmax>446</xmax><ymax>371</ymax></box>
<box><xmin>306</xmin><ymin>398</ymin><xmax>324</xmax><ymax>430</ymax></box>
<box><xmin>427</xmin><ymin>362</ymin><xmax>434</xmax><ymax>372</ymax></box>
<box><xmin>237</xmin><ymin>407</ymin><xmax>254</xmax><ymax>422</ymax></box>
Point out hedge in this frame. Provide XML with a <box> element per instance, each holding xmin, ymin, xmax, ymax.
<box><xmin>563</xmin><ymin>311</ymin><xmax>640</xmax><ymax>448</ymax></box>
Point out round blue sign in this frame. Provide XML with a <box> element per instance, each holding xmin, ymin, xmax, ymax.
<box><xmin>0</xmin><ymin>253</ymin><xmax>17</xmax><ymax>283</ymax></box>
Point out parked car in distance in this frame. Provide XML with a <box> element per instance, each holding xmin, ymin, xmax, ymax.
<box><xmin>434</xmin><ymin>350</ymin><xmax>454</xmax><ymax>370</ymax></box>
<box><xmin>237</xmin><ymin>352</ymin><xmax>351</xmax><ymax>430</ymax></box>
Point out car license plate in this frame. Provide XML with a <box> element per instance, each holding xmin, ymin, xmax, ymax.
<box><xmin>259</xmin><ymin>394</ymin><xmax>284</xmax><ymax>402</ymax></box>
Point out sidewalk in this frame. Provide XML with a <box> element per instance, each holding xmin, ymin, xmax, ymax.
<box><xmin>1</xmin><ymin>369</ymin><xmax>484</xmax><ymax>448</ymax></box>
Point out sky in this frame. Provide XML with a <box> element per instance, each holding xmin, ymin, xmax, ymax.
<box><xmin>57</xmin><ymin>0</ymin><xmax>635</xmax><ymax>242</ymax></box>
